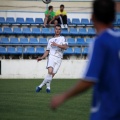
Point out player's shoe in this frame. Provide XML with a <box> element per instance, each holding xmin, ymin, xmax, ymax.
<box><xmin>64</xmin><ymin>24</ymin><xmax>68</xmax><ymax>29</ymax></box>
<box><xmin>61</xmin><ymin>24</ymin><xmax>64</xmax><ymax>29</ymax></box>
<box><xmin>36</xmin><ymin>86</ymin><xmax>42</xmax><ymax>92</ymax></box>
<box><xmin>46</xmin><ymin>88</ymin><xmax>50</xmax><ymax>93</ymax></box>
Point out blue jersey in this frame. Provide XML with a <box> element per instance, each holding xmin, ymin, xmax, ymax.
<box><xmin>84</xmin><ymin>29</ymin><xmax>120</xmax><ymax>120</ymax></box>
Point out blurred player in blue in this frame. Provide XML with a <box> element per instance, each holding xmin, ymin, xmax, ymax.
<box><xmin>50</xmin><ymin>0</ymin><xmax>120</xmax><ymax>120</ymax></box>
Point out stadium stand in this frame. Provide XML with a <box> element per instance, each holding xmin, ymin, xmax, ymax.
<box><xmin>0</xmin><ymin>16</ymin><xmax>119</xmax><ymax>59</ymax></box>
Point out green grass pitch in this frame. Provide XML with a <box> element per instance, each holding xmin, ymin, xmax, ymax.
<box><xmin>0</xmin><ymin>79</ymin><xmax>92</xmax><ymax>120</ymax></box>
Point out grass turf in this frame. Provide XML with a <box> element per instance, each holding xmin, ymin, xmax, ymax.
<box><xmin>0</xmin><ymin>79</ymin><xmax>92</xmax><ymax>120</ymax></box>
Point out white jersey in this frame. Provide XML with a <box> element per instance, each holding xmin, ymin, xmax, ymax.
<box><xmin>46</xmin><ymin>36</ymin><xmax>68</xmax><ymax>58</ymax></box>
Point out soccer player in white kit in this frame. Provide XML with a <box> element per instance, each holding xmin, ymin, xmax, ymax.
<box><xmin>36</xmin><ymin>25</ymin><xmax>68</xmax><ymax>93</ymax></box>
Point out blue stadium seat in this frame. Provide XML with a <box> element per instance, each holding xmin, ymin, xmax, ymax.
<box><xmin>22</xmin><ymin>27</ymin><xmax>32</xmax><ymax>34</ymax></box>
<box><xmin>72</xmin><ymin>18</ymin><xmax>81</xmax><ymax>25</ymax></box>
<box><xmin>25</xmin><ymin>47</ymin><xmax>35</xmax><ymax>54</ymax></box>
<box><xmin>0</xmin><ymin>27</ymin><xmax>2</xmax><ymax>34</ymax></box>
<box><xmin>81</xmin><ymin>18</ymin><xmax>90</xmax><ymax>25</ymax></box>
<box><xmin>64</xmin><ymin>47</ymin><xmax>74</xmax><ymax>55</ymax></box>
<box><xmin>3</xmin><ymin>27</ymin><xmax>13</xmax><ymax>34</ymax></box>
<box><xmin>69</xmin><ymin>28</ymin><xmax>78</xmax><ymax>36</ymax></box>
<box><xmin>32</xmin><ymin>28</ymin><xmax>41</xmax><ymax>35</ymax></box>
<box><xmin>6</xmin><ymin>17</ymin><xmax>16</xmax><ymax>24</ymax></box>
<box><xmin>1</xmin><ymin>37</ymin><xmax>9</xmax><ymax>44</ymax></box>
<box><xmin>67</xmin><ymin>18</ymin><xmax>72</xmax><ymax>25</ymax></box>
<box><xmin>79</xmin><ymin>28</ymin><xmax>87</xmax><ymax>36</ymax></box>
<box><xmin>74</xmin><ymin>47</ymin><xmax>82</xmax><ymax>55</ymax></box>
<box><xmin>35</xmin><ymin>18</ymin><xmax>44</xmax><ymax>24</ymax></box>
<box><xmin>7</xmin><ymin>47</ymin><xmax>17</xmax><ymax>54</ymax></box>
<box><xmin>41</xmin><ymin>28</ymin><xmax>51</xmax><ymax>35</ymax></box>
<box><xmin>17</xmin><ymin>47</ymin><xmax>24</xmax><ymax>54</ymax></box>
<box><xmin>25</xmin><ymin>18</ymin><xmax>34</xmax><ymax>24</ymax></box>
<box><xmin>10</xmin><ymin>37</ymin><xmax>19</xmax><ymax>44</ymax></box>
<box><xmin>16</xmin><ymin>17</ymin><xmax>25</xmax><ymax>24</ymax></box>
<box><xmin>86</xmin><ymin>38</ymin><xmax>93</xmax><ymax>44</ymax></box>
<box><xmin>67</xmin><ymin>38</ymin><xmax>75</xmax><ymax>45</ymax></box>
<box><xmin>20</xmin><ymin>37</ymin><xmax>29</xmax><ymax>44</ymax></box>
<box><xmin>61</xmin><ymin>29</ymin><xmax>69</xmax><ymax>35</ymax></box>
<box><xmin>29</xmin><ymin>38</ymin><xmax>39</xmax><ymax>44</ymax></box>
<box><xmin>82</xmin><ymin>47</ymin><xmax>89</xmax><ymax>55</ymax></box>
<box><xmin>0</xmin><ymin>47</ymin><xmax>7</xmax><ymax>54</ymax></box>
<box><xmin>88</xmin><ymin>28</ymin><xmax>96</xmax><ymax>36</ymax></box>
<box><xmin>0</xmin><ymin>17</ymin><xmax>6</xmax><ymax>24</ymax></box>
<box><xmin>39</xmin><ymin>38</ymin><xmax>48</xmax><ymax>45</ymax></box>
<box><xmin>76</xmin><ymin>38</ymin><xmax>86</xmax><ymax>45</ymax></box>
<box><xmin>13</xmin><ymin>27</ymin><xmax>22</xmax><ymax>34</ymax></box>
<box><xmin>36</xmin><ymin>47</ymin><xmax>44</xmax><ymax>54</ymax></box>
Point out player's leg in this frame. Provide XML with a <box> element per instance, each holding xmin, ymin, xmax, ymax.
<box><xmin>36</xmin><ymin>67</ymin><xmax>53</xmax><ymax>93</ymax></box>
<box><xmin>46</xmin><ymin>67</ymin><xmax>54</xmax><ymax>93</ymax></box>
<box><xmin>62</xmin><ymin>15</ymin><xmax>68</xmax><ymax>28</ymax></box>
<box><xmin>36</xmin><ymin>56</ymin><xmax>55</xmax><ymax>93</ymax></box>
<box><xmin>46</xmin><ymin>58</ymin><xmax>62</xmax><ymax>92</ymax></box>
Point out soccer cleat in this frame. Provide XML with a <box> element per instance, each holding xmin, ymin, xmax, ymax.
<box><xmin>36</xmin><ymin>86</ymin><xmax>42</xmax><ymax>92</ymax></box>
<box><xmin>46</xmin><ymin>88</ymin><xmax>50</xmax><ymax>93</ymax></box>
<box><xmin>61</xmin><ymin>24</ymin><xmax>64</xmax><ymax>29</ymax></box>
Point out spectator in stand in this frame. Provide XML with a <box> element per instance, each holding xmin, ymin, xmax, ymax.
<box><xmin>55</xmin><ymin>4</ymin><xmax>68</xmax><ymax>28</ymax></box>
<box><xmin>43</xmin><ymin>6</ymin><xmax>58</xmax><ymax>27</ymax></box>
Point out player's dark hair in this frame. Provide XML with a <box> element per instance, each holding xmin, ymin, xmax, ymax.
<box><xmin>60</xmin><ymin>4</ymin><xmax>64</xmax><ymax>8</ymax></box>
<box><xmin>55</xmin><ymin>24</ymin><xmax>61</xmax><ymax>28</ymax></box>
<box><xmin>93</xmin><ymin>0</ymin><xmax>115</xmax><ymax>24</ymax></box>
<box><xmin>48</xmin><ymin>6</ymin><xmax>53</xmax><ymax>10</ymax></box>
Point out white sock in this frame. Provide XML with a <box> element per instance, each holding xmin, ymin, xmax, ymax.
<box><xmin>46</xmin><ymin>81</ymin><xmax>51</xmax><ymax>90</ymax></box>
<box><xmin>39</xmin><ymin>74</ymin><xmax>52</xmax><ymax>88</ymax></box>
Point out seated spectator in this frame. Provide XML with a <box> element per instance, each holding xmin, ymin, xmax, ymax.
<box><xmin>43</xmin><ymin>6</ymin><xmax>58</xmax><ymax>27</ymax></box>
<box><xmin>55</xmin><ymin>4</ymin><xmax>68</xmax><ymax>28</ymax></box>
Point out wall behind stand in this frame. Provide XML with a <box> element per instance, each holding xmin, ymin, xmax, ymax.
<box><xmin>0</xmin><ymin>60</ymin><xmax>87</xmax><ymax>79</ymax></box>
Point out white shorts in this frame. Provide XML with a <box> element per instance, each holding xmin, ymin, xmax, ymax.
<box><xmin>46</xmin><ymin>55</ymin><xmax>62</xmax><ymax>74</ymax></box>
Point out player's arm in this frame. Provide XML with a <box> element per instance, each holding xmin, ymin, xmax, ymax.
<box><xmin>51</xmin><ymin>42</ymin><xmax>68</xmax><ymax>50</ymax></box>
<box><xmin>37</xmin><ymin>50</ymin><xmax>49</xmax><ymax>62</ymax></box>
<box><xmin>50</xmin><ymin>79</ymin><xmax>94</xmax><ymax>110</ymax></box>
<box><xmin>50</xmin><ymin>38</ymin><xmax>106</xmax><ymax>110</ymax></box>
<box><xmin>49</xmin><ymin>16</ymin><xmax>56</xmax><ymax>24</ymax></box>
<box><xmin>45</xmin><ymin>10</ymin><xmax>51</xmax><ymax>17</ymax></box>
